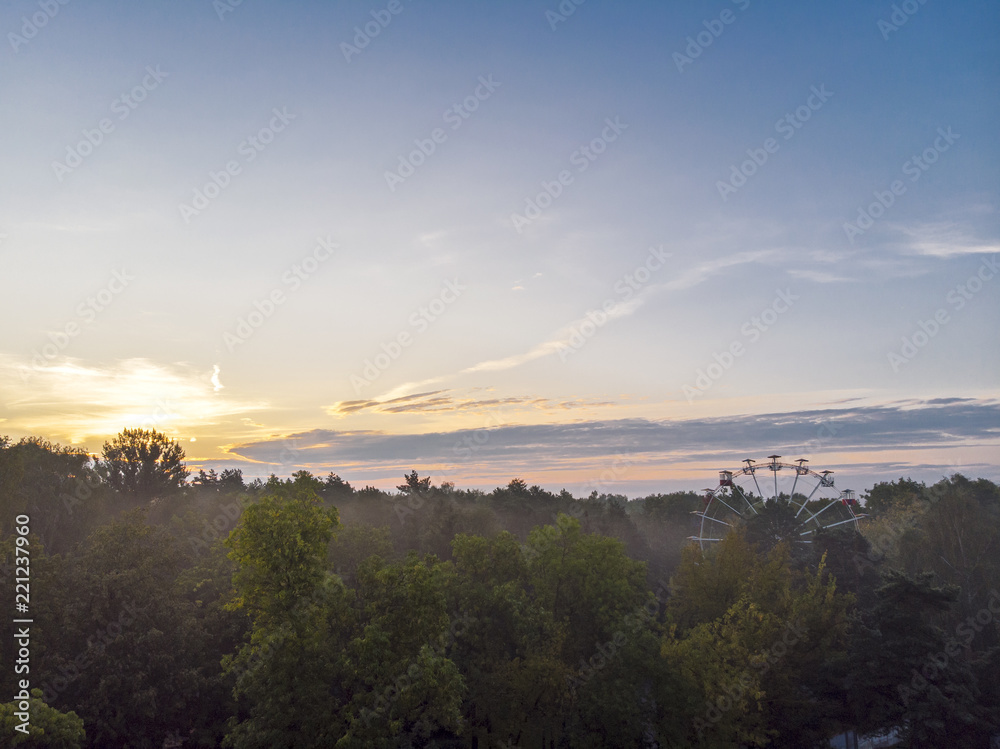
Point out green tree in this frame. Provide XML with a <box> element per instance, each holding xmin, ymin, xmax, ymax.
<box><xmin>0</xmin><ymin>437</ymin><xmax>104</xmax><ymax>553</ymax></box>
<box><xmin>448</xmin><ymin>531</ymin><xmax>548</xmax><ymax>745</ymax></box>
<box><xmin>845</xmin><ymin>570</ymin><xmax>995</xmax><ymax>744</ymax></box>
<box><xmin>495</xmin><ymin>515</ymin><xmax>654</xmax><ymax>746</ymax></box>
<box><xmin>328</xmin><ymin>524</ymin><xmax>394</xmax><ymax>585</ymax></box>
<box><xmin>397</xmin><ymin>470</ymin><xmax>431</xmax><ymax>495</ymax></box>
<box><xmin>337</xmin><ymin>553</ymin><xmax>466</xmax><ymax>747</ymax></box>
<box><xmin>862</xmin><ymin>477</ymin><xmax>927</xmax><ymax>517</ymax></box>
<box><xmin>0</xmin><ymin>688</ymin><xmax>85</xmax><ymax>748</ymax></box>
<box><xmin>666</xmin><ymin>531</ymin><xmax>853</xmax><ymax>746</ymax></box>
<box><xmin>37</xmin><ymin>512</ymin><xmax>221</xmax><ymax>747</ymax></box>
<box><xmin>223</xmin><ymin>487</ymin><xmax>345</xmax><ymax>749</ymax></box>
<box><xmin>99</xmin><ymin>428</ymin><xmax>188</xmax><ymax>498</ymax></box>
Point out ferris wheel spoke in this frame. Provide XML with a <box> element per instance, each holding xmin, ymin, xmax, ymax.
<box><xmin>821</xmin><ymin>516</ymin><xmax>860</xmax><ymax>531</ymax></box>
<box><xmin>790</xmin><ymin>482</ymin><xmax>815</xmax><ymax>516</ymax></box>
<box><xmin>732</xmin><ymin>484</ymin><xmax>759</xmax><ymax>515</ymax></box>
<box><xmin>795</xmin><ymin>480</ymin><xmax>825</xmax><ymax>518</ymax></box>
<box><xmin>801</xmin><ymin>497</ymin><xmax>840</xmax><ymax>527</ymax></box>
<box><xmin>712</xmin><ymin>494</ymin><xmax>743</xmax><ymax>518</ymax></box>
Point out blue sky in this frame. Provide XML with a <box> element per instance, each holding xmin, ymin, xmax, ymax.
<box><xmin>1</xmin><ymin>0</ymin><xmax>998</xmax><ymax>495</ymax></box>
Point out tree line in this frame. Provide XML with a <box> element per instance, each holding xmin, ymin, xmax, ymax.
<box><xmin>1</xmin><ymin>429</ymin><xmax>998</xmax><ymax>747</ymax></box>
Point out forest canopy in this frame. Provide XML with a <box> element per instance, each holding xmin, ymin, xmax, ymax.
<box><xmin>1</xmin><ymin>430</ymin><xmax>998</xmax><ymax>747</ymax></box>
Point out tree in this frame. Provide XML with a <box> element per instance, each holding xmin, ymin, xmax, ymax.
<box><xmin>666</xmin><ymin>531</ymin><xmax>853</xmax><ymax>746</ymax></box>
<box><xmin>328</xmin><ymin>524</ymin><xmax>393</xmax><ymax>585</ymax></box>
<box><xmin>845</xmin><ymin>570</ymin><xmax>996</xmax><ymax>744</ymax></box>
<box><xmin>99</xmin><ymin>428</ymin><xmax>188</xmax><ymax>498</ymax></box>
<box><xmin>509</xmin><ymin>515</ymin><xmax>653</xmax><ymax>746</ymax></box>
<box><xmin>862</xmin><ymin>477</ymin><xmax>927</xmax><ymax>517</ymax></box>
<box><xmin>337</xmin><ymin>553</ymin><xmax>466</xmax><ymax>747</ymax></box>
<box><xmin>223</xmin><ymin>487</ymin><xmax>343</xmax><ymax>749</ymax></box>
<box><xmin>219</xmin><ymin>469</ymin><xmax>245</xmax><ymax>492</ymax></box>
<box><xmin>0</xmin><ymin>688</ymin><xmax>85</xmax><ymax>748</ymax></box>
<box><xmin>0</xmin><ymin>437</ymin><xmax>106</xmax><ymax>553</ymax></box>
<box><xmin>397</xmin><ymin>470</ymin><xmax>431</xmax><ymax>495</ymax></box>
<box><xmin>37</xmin><ymin>512</ymin><xmax>223</xmax><ymax>748</ymax></box>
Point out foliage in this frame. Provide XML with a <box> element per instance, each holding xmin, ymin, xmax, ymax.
<box><xmin>2</xmin><ymin>435</ymin><xmax>999</xmax><ymax>746</ymax></box>
<box><xmin>0</xmin><ymin>689</ymin><xmax>85</xmax><ymax>748</ymax></box>
<box><xmin>99</xmin><ymin>428</ymin><xmax>188</xmax><ymax>498</ymax></box>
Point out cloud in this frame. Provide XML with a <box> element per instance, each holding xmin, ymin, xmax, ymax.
<box><xmin>0</xmin><ymin>356</ymin><xmax>266</xmax><ymax>443</ymax></box>
<box><xmin>660</xmin><ymin>250</ymin><xmax>775</xmax><ymax>292</ymax></box>
<box><xmin>374</xmin><ymin>250</ymin><xmax>774</xmax><ymax>400</ymax></box>
<box><xmin>897</xmin><ymin>222</ymin><xmax>1000</xmax><ymax>258</ymax></box>
<box><xmin>234</xmin><ymin>398</ymin><xmax>1000</xmax><ymax>474</ymax></box>
<box><xmin>324</xmin><ymin>390</ymin><xmax>613</xmax><ymax>416</ymax></box>
<box><xmin>788</xmin><ymin>269</ymin><xmax>852</xmax><ymax>283</ymax></box>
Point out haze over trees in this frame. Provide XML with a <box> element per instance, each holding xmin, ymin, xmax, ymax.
<box><xmin>1</xmin><ymin>430</ymin><xmax>998</xmax><ymax>747</ymax></box>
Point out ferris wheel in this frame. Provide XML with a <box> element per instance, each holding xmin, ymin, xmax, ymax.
<box><xmin>689</xmin><ymin>456</ymin><xmax>865</xmax><ymax>550</ymax></box>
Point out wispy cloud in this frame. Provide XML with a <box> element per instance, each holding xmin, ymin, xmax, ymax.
<box><xmin>661</xmin><ymin>250</ymin><xmax>775</xmax><ymax>292</ymax></box>
<box><xmin>325</xmin><ymin>389</ymin><xmax>614</xmax><ymax>417</ymax></box>
<box><xmin>788</xmin><ymin>269</ymin><xmax>852</xmax><ymax>283</ymax></box>
<box><xmin>897</xmin><ymin>222</ymin><xmax>1000</xmax><ymax>258</ymax></box>
<box><xmin>376</xmin><ymin>251</ymin><xmax>771</xmax><ymax>400</ymax></box>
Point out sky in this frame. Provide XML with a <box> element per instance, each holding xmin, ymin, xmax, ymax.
<box><xmin>1</xmin><ymin>0</ymin><xmax>998</xmax><ymax>497</ymax></box>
